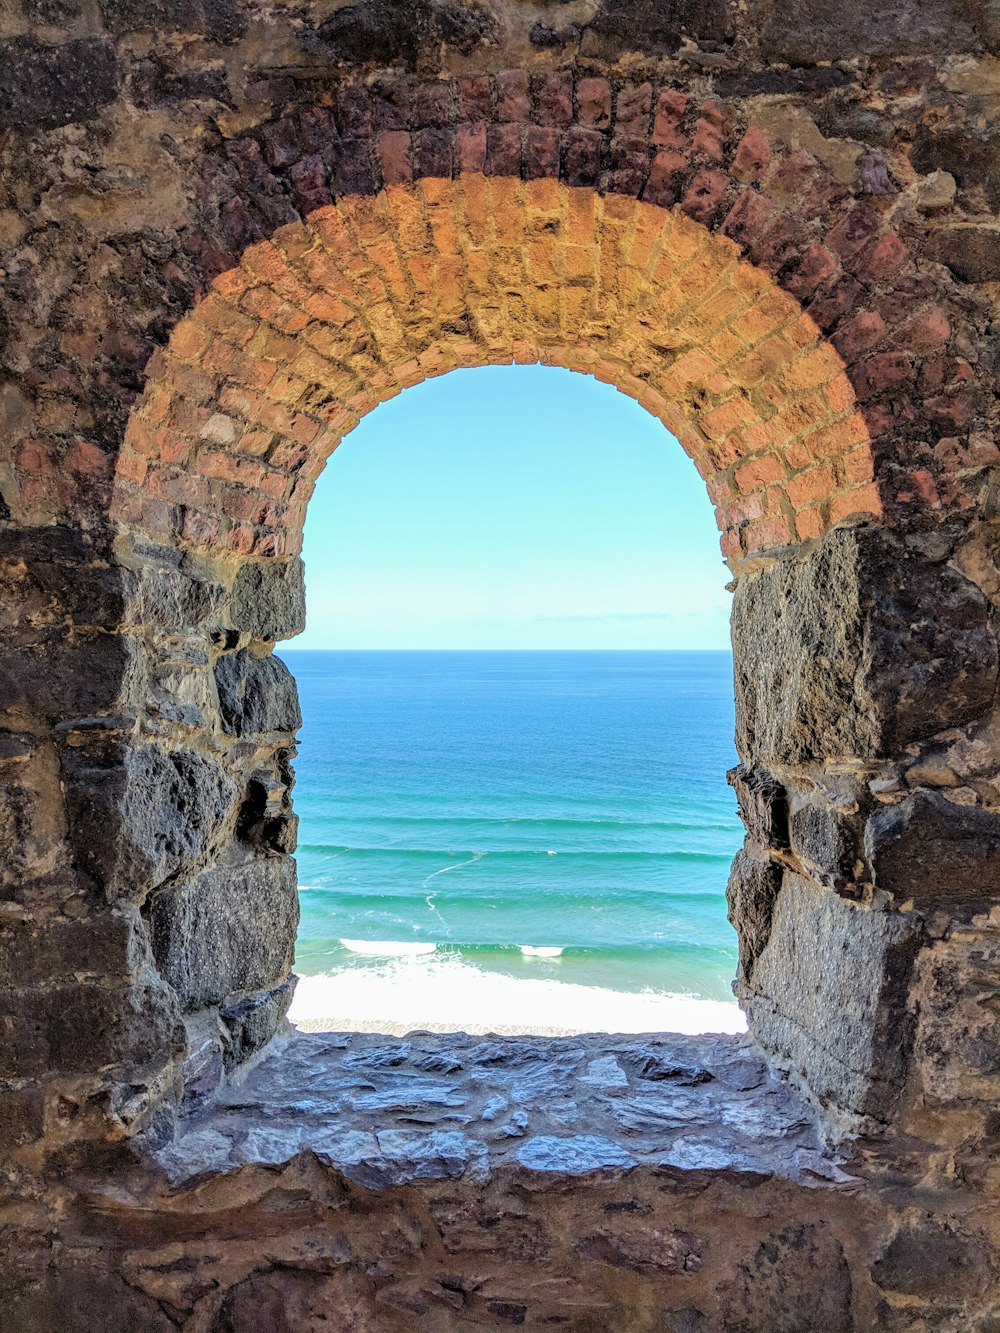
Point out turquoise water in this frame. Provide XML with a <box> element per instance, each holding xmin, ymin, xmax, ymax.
<box><xmin>280</xmin><ymin>650</ymin><xmax>743</xmax><ymax>1009</ymax></box>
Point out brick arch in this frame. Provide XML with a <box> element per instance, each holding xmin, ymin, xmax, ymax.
<box><xmin>113</xmin><ymin>176</ymin><xmax>875</xmax><ymax>567</ymax></box>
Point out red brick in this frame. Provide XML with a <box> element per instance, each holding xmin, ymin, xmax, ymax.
<box><xmin>456</xmin><ymin>123</ymin><xmax>487</xmax><ymax>173</ymax></box>
<box><xmin>457</xmin><ymin>75</ymin><xmax>493</xmax><ymax>121</ymax></box>
<box><xmin>643</xmin><ymin>149</ymin><xmax>686</xmax><ymax>208</ymax></box>
<box><xmin>904</xmin><ymin>307</ymin><xmax>951</xmax><ymax>350</ymax></box>
<box><xmin>852</xmin><ymin>233</ymin><xmax>909</xmax><ymax>286</ymax></box>
<box><xmin>731</xmin><ymin>126</ymin><xmax>771</xmax><ymax>183</ymax></box>
<box><xmin>485</xmin><ymin>122</ymin><xmax>521</xmax><ymax>177</ymax></box>
<box><xmin>496</xmin><ymin>70</ymin><xmax>530</xmax><ymax>122</ymax></box>
<box><xmin>525</xmin><ymin>125</ymin><xmax>560</xmax><ymax>180</ymax></box>
<box><xmin>182</xmin><ymin>509</ymin><xmax>221</xmax><ymax>546</ymax></box>
<box><xmin>795</xmin><ymin>506</ymin><xmax>824</xmax><ymax>540</ymax></box>
<box><xmin>681</xmin><ymin>169</ymin><xmax>729</xmax><ymax>224</ymax></box>
<box><xmin>615</xmin><ymin>83</ymin><xmax>652</xmax><ymax>137</ymax></box>
<box><xmin>745</xmin><ymin>515</ymin><xmax>791</xmax><ymax>549</ymax></box>
<box><xmin>378</xmin><ymin>131</ymin><xmax>413</xmax><ymax>184</ymax></box>
<box><xmin>692</xmin><ymin>101</ymin><xmax>726</xmax><ymax>161</ymax></box>
<box><xmin>652</xmin><ymin>90</ymin><xmax>688</xmax><ymax>149</ymax></box>
<box><xmin>783</xmin><ymin>243</ymin><xmax>838</xmax><ymax>299</ymax></box>
<box><xmin>536</xmin><ymin>72</ymin><xmax>573</xmax><ymax>127</ymax></box>
<box><xmin>577</xmin><ymin>77</ymin><xmax>611</xmax><ymax>129</ymax></box>
<box><xmin>832</xmin><ymin>310</ymin><xmax>886</xmax><ymax>361</ymax></box>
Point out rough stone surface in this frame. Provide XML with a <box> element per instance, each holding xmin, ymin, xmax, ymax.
<box><xmin>867</xmin><ymin>789</ymin><xmax>1000</xmax><ymax>911</ymax></box>
<box><xmin>215</xmin><ymin>649</ymin><xmax>301</xmax><ymax>737</ymax></box>
<box><xmin>734</xmin><ymin>527</ymin><xmax>998</xmax><ymax>765</ymax></box>
<box><xmin>229</xmin><ymin>559</ymin><xmax>306</xmax><ymax>643</ymax></box>
<box><xmin>737</xmin><ymin>873</ymin><xmax>922</xmax><ymax>1125</ymax></box>
<box><xmin>150</xmin><ymin>858</ymin><xmax>298</xmax><ymax>1010</ymax></box>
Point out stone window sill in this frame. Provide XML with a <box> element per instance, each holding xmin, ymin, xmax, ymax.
<box><xmin>152</xmin><ymin>1029</ymin><xmax>851</xmax><ymax>1190</ymax></box>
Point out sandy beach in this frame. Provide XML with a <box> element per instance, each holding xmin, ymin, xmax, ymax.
<box><xmin>287</xmin><ymin>957</ymin><xmax>747</xmax><ymax>1038</ymax></box>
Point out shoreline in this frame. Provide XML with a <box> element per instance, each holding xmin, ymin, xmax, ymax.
<box><xmin>287</xmin><ymin>962</ymin><xmax>747</xmax><ymax>1038</ymax></box>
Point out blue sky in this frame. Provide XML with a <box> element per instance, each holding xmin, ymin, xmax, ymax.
<box><xmin>294</xmin><ymin>364</ymin><xmax>732</xmax><ymax>650</ymax></box>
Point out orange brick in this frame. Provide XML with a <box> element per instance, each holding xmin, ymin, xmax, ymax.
<box><xmin>794</xmin><ymin>506</ymin><xmax>825</xmax><ymax>540</ymax></box>
<box><xmin>829</xmin><ymin>482</ymin><xmax>881</xmax><ymax>524</ymax></box>
<box><xmin>735</xmin><ymin>453</ymin><xmax>787</xmax><ymax>492</ymax></box>
<box><xmin>786</xmin><ymin>464</ymin><xmax>836</xmax><ymax>509</ymax></box>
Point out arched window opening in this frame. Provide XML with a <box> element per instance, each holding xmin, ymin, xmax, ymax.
<box><xmin>279</xmin><ymin>364</ymin><xmax>746</xmax><ymax>1037</ymax></box>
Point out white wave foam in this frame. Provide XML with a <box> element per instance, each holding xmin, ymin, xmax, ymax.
<box><xmin>289</xmin><ymin>954</ymin><xmax>747</xmax><ymax>1037</ymax></box>
<box><xmin>338</xmin><ymin>939</ymin><xmax>437</xmax><ymax>957</ymax></box>
<box><xmin>519</xmin><ymin>945</ymin><xmax>564</xmax><ymax>958</ymax></box>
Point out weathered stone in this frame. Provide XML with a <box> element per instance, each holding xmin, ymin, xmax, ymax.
<box><xmin>313</xmin><ymin>0</ymin><xmax>498</xmax><ymax>67</ymax></box>
<box><xmin>0</xmin><ymin>37</ymin><xmax>121</xmax><ymax>131</ymax></box>
<box><xmin>720</xmin><ymin>1224</ymin><xmax>853</xmax><ymax>1333</ymax></box>
<box><xmin>872</xmin><ymin>1222</ymin><xmax>994</xmax><ymax>1298</ymax></box>
<box><xmin>741</xmin><ymin>874</ymin><xmax>922</xmax><ymax>1124</ymax></box>
<box><xmin>99</xmin><ymin>0</ymin><xmax>248</xmax><ymax>42</ymax></box>
<box><xmin>65</xmin><ymin>743</ymin><xmax>240</xmax><ymax>898</ymax></box>
<box><xmin>789</xmin><ymin>799</ymin><xmax>860</xmax><ymax>890</ymax></box>
<box><xmin>866</xmin><ymin>790</ymin><xmax>1000</xmax><ymax>911</ymax></box>
<box><xmin>0</xmin><ymin>974</ymin><xmax>181</xmax><ymax>1078</ymax></box>
<box><xmin>0</xmin><ymin>909</ymin><xmax>146</xmax><ymax>986</ymax></box>
<box><xmin>754</xmin><ymin>0</ymin><xmax>980</xmax><ymax>61</ymax></box>
<box><xmin>929</xmin><ymin>224</ymin><xmax>1000</xmax><ymax>282</ymax></box>
<box><xmin>517</xmin><ymin>1134</ymin><xmax>638</xmax><ymax>1173</ymax></box>
<box><xmin>728</xmin><ymin>765</ymin><xmax>789</xmax><ymax>851</ymax></box>
<box><xmin>220</xmin><ymin>976</ymin><xmax>295</xmax><ymax>1069</ymax></box>
<box><xmin>586</xmin><ymin>0</ymin><xmax>732</xmax><ymax>53</ymax></box>
<box><xmin>214</xmin><ymin>649</ymin><xmax>301</xmax><ymax>737</ymax></box>
<box><xmin>150</xmin><ymin>858</ymin><xmax>297</xmax><ymax>1011</ymax></box>
<box><xmin>0</xmin><ymin>632</ymin><xmax>132</xmax><ymax>722</ymax></box>
<box><xmin>726</xmin><ymin>849</ymin><xmax>783</xmax><ymax>981</ymax></box>
<box><xmin>733</xmin><ymin>528</ymin><xmax>998</xmax><ymax>766</ymax></box>
<box><xmin>229</xmin><ymin>559</ymin><xmax>306</xmax><ymax>643</ymax></box>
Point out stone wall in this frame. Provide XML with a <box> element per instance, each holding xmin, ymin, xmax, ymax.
<box><xmin>1</xmin><ymin>0</ymin><xmax>999</xmax><ymax>1326</ymax></box>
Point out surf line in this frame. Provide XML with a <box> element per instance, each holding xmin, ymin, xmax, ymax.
<box><xmin>421</xmin><ymin>850</ymin><xmax>486</xmax><ymax>928</ymax></box>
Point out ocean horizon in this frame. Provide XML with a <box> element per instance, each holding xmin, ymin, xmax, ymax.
<box><xmin>279</xmin><ymin>648</ymin><xmax>746</xmax><ymax>1036</ymax></box>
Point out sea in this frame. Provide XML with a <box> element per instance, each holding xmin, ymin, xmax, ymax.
<box><xmin>278</xmin><ymin>650</ymin><xmax>747</xmax><ymax>1035</ymax></box>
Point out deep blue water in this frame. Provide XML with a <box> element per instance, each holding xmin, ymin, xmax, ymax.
<box><xmin>279</xmin><ymin>651</ymin><xmax>743</xmax><ymax>1005</ymax></box>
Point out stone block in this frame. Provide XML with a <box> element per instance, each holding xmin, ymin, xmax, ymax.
<box><xmin>733</xmin><ymin>527</ymin><xmax>998</xmax><ymax>766</ymax></box>
<box><xmin>221</xmin><ymin>976</ymin><xmax>295</xmax><ymax>1069</ymax></box>
<box><xmin>64</xmin><ymin>742</ymin><xmax>240</xmax><ymax>899</ymax></box>
<box><xmin>150</xmin><ymin>858</ymin><xmax>298</xmax><ymax>1011</ymax></box>
<box><xmin>866</xmin><ymin>790</ymin><xmax>1000</xmax><ymax>912</ymax></box>
<box><xmin>719</xmin><ymin>1223</ymin><xmax>853</xmax><ymax>1333</ymax></box>
<box><xmin>0</xmin><ymin>633</ymin><xmax>132</xmax><ymax>722</ymax></box>
<box><xmin>872</xmin><ymin>1222</ymin><xmax>994</xmax><ymax>1299</ymax></box>
<box><xmin>752</xmin><ymin>0</ymin><xmax>980</xmax><ymax>62</ymax></box>
<box><xmin>214</xmin><ymin>649</ymin><xmax>301</xmax><ymax>737</ymax></box>
<box><xmin>726</xmin><ymin>848</ymin><xmax>783</xmax><ymax>983</ymax></box>
<box><xmin>0</xmin><ymin>909</ymin><xmax>146</xmax><ymax>987</ymax></box>
<box><xmin>229</xmin><ymin>558</ymin><xmax>305</xmax><ymax>643</ymax></box>
<box><xmin>740</xmin><ymin>872</ymin><xmax>921</xmax><ymax>1123</ymax></box>
<box><xmin>728</xmin><ymin>765</ymin><xmax>789</xmax><ymax>851</ymax></box>
<box><xmin>0</xmin><ymin>37</ymin><xmax>120</xmax><ymax>131</ymax></box>
<box><xmin>99</xmin><ymin>0</ymin><xmax>247</xmax><ymax>42</ymax></box>
<box><xmin>790</xmin><ymin>799</ymin><xmax>860</xmax><ymax>891</ymax></box>
<box><xmin>586</xmin><ymin>0</ymin><xmax>732</xmax><ymax>53</ymax></box>
<box><xmin>0</xmin><ymin>974</ymin><xmax>182</xmax><ymax>1078</ymax></box>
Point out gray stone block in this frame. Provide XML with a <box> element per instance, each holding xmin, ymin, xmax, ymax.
<box><xmin>726</xmin><ymin>848</ymin><xmax>783</xmax><ymax>983</ymax></box>
<box><xmin>733</xmin><ymin>527</ymin><xmax>997</xmax><ymax>766</ymax></box>
<box><xmin>739</xmin><ymin>873</ymin><xmax>922</xmax><ymax>1123</ymax></box>
<box><xmin>214</xmin><ymin>649</ymin><xmax>301</xmax><ymax>737</ymax></box>
<box><xmin>65</xmin><ymin>742</ymin><xmax>240</xmax><ymax>898</ymax></box>
<box><xmin>150</xmin><ymin>858</ymin><xmax>298</xmax><ymax>1011</ymax></box>
<box><xmin>229</xmin><ymin>558</ymin><xmax>305</xmax><ymax>643</ymax></box>
<box><xmin>866</xmin><ymin>790</ymin><xmax>1000</xmax><ymax>912</ymax></box>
